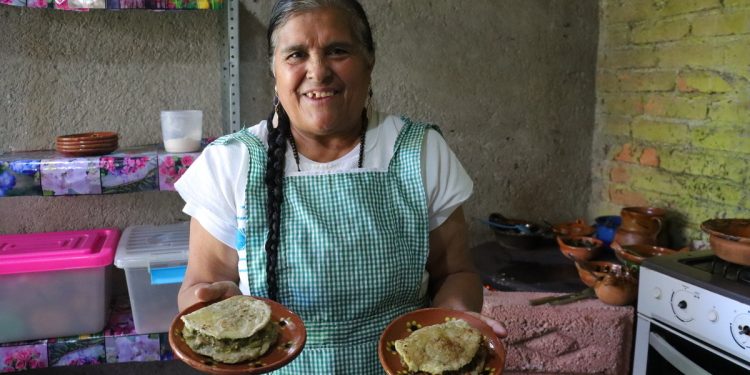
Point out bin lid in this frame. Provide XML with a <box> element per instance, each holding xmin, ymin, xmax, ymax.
<box><xmin>114</xmin><ymin>222</ymin><xmax>189</xmax><ymax>269</ymax></box>
<box><xmin>0</xmin><ymin>228</ymin><xmax>120</xmax><ymax>275</ymax></box>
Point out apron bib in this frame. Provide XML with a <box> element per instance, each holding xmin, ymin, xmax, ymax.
<box><xmin>229</xmin><ymin>119</ymin><xmax>433</xmax><ymax>374</ymax></box>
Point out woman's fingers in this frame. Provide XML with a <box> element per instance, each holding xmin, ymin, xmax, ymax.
<box><xmin>194</xmin><ymin>281</ymin><xmax>242</xmax><ymax>302</ymax></box>
<box><xmin>466</xmin><ymin>311</ymin><xmax>508</xmax><ymax>338</ymax></box>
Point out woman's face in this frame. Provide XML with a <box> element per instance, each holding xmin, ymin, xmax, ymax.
<box><xmin>272</xmin><ymin>7</ymin><xmax>373</xmax><ymax>139</ymax></box>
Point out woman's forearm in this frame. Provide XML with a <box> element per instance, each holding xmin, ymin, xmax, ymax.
<box><xmin>430</xmin><ymin>271</ymin><xmax>483</xmax><ymax>313</ymax></box>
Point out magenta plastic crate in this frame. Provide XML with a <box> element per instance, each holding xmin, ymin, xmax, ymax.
<box><xmin>0</xmin><ymin>228</ymin><xmax>120</xmax><ymax>344</ymax></box>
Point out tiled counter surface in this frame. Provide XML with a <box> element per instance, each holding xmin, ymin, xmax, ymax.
<box><xmin>0</xmin><ymin>296</ymin><xmax>172</xmax><ymax>373</ymax></box>
<box><xmin>0</xmin><ymin>145</ymin><xmax>204</xmax><ymax>197</ymax></box>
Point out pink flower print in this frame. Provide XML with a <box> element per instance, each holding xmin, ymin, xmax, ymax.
<box><xmin>181</xmin><ymin>155</ymin><xmax>194</xmax><ymax>167</ymax></box>
<box><xmin>0</xmin><ymin>0</ymin><xmax>13</xmax><ymax>5</ymax></box>
<box><xmin>99</xmin><ymin>157</ymin><xmax>116</xmax><ymax>174</ymax></box>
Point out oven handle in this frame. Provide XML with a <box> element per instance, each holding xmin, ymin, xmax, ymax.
<box><xmin>649</xmin><ymin>332</ymin><xmax>711</xmax><ymax>375</ymax></box>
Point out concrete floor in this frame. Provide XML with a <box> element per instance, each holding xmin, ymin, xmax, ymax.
<box><xmin>23</xmin><ymin>360</ymin><xmax>203</xmax><ymax>374</ymax></box>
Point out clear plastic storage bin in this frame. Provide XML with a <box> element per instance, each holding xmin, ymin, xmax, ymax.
<box><xmin>114</xmin><ymin>222</ymin><xmax>189</xmax><ymax>334</ymax></box>
<box><xmin>0</xmin><ymin>228</ymin><xmax>120</xmax><ymax>343</ymax></box>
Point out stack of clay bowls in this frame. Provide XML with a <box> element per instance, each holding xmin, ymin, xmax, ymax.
<box><xmin>56</xmin><ymin>132</ymin><xmax>119</xmax><ymax>157</ymax></box>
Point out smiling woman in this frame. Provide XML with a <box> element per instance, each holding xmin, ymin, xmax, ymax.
<box><xmin>172</xmin><ymin>1</ymin><xmax>506</xmax><ymax>374</ymax></box>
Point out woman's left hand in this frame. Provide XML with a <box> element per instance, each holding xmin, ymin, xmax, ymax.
<box><xmin>465</xmin><ymin>311</ymin><xmax>508</xmax><ymax>338</ymax></box>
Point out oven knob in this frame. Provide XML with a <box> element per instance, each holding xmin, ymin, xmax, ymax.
<box><xmin>678</xmin><ymin>300</ymin><xmax>687</xmax><ymax>309</ymax></box>
<box><xmin>708</xmin><ymin>310</ymin><xmax>718</xmax><ymax>322</ymax></box>
<box><xmin>651</xmin><ymin>287</ymin><xmax>662</xmax><ymax>299</ymax></box>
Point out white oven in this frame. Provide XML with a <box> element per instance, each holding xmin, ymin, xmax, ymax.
<box><xmin>633</xmin><ymin>250</ymin><xmax>750</xmax><ymax>374</ymax></box>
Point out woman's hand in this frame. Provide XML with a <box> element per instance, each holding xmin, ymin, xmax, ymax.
<box><xmin>465</xmin><ymin>311</ymin><xmax>508</xmax><ymax>338</ymax></box>
<box><xmin>194</xmin><ymin>280</ymin><xmax>243</xmax><ymax>303</ymax></box>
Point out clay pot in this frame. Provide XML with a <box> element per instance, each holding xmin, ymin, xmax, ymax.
<box><xmin>574</xmin><ymin>260</ymin><xmax>625</xmax><ymax>288</ymax></box>
<box><xmin>613</xmin><ymin>228</ymin><xmax>659</xmax><ymax>246</ymax></box>
<box><xmin>611</xmin><ymin>242</ymin><xmax>681</xmax><ymax>268</ymax></box>
<box><xmin>701</xmin><ymin>219</ymin><xmax>750</xmax><ymax>266</ymax></box>
<box><xmin>593</xmin><ymin>271</ymin><xmax>638</xmax><ymax>306</ymax></box>
<box><xmin>620</xmin><ymin>207</ymin><xmax>665</xmax><ymax>234</ymax></box>
<box><xmin>557</xmin><ymin>235</ymin><xmax>603</xmax><ymax>262</ymax></box>
<box><xmin>552</xmin><ymin>219</ymin><xmax>596</xmax><ymax>237</ymax></box>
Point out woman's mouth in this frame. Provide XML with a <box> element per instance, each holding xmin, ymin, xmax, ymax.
<box><xmin>304</xmin><ymin>90</ymin><xmax>336</xmax><ymax>99</ymax></box>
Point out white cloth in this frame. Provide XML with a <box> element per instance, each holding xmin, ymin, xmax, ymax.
<box><xmin>174</xmin><ymin>112</ymin><xmax>473</xmax><ymax>250</ymax></box>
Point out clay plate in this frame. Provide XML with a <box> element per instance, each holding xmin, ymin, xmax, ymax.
<box><xmin>378</xmin><ymin>308</ymin><xmax>505</xmax><ymax>375</ymax></box>
<box><xmin>57</xmin><ymin>131</ymin><xmax>118</xmax><ymax>142</ymax></box>
<box><xmin>169</xmin><ymin>296</ymin><xmax>306</xmax><ymax>375</ymax></box>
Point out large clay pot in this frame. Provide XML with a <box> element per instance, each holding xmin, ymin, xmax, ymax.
<box><xmin>613</xmin><ymin>227</ymin><xmax>658</xmax><ymax>246</ymax></box>
<box><xmin>620</xmin><ymin>207</ymin><xmax>665</xmax><ymax>234</ymax></box>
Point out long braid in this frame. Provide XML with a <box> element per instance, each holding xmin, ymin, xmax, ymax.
<box><xmin>264</xmin><ymin>104</ymin><xmax>290</xmax><ymax>302</ymax></box>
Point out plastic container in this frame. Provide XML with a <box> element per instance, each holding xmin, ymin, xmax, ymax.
<box><xmin>114</xmin><ymin>222</ymin><xmax>189</xmax><ymax>334</ymax></box>
<box><xmin>0</xmin><ymin>228</ymin><xmax>120</xmax><ymax>344</ymax></box>
<box><xmin>160</xmin><ymin>110</ymin><xmax>203</xmax><ymax>153</ymax></box>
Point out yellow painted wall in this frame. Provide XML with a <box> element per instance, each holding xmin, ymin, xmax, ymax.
<box><xmin>591</xmin><ymin>0</ymin><xmax>750</xmax><ymax>246</ymax></box>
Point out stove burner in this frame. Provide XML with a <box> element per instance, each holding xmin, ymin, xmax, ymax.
<box><xmin>679</xmin><ymin>254</ymin><xmax>750</xmax><ymax>285</ymax></box>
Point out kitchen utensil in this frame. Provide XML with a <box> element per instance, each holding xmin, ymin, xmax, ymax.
<box><xmin>574</xmin><ymin>260</ymin><xmax>626</xmax><ymax>288</ymax></box>
<box><xmin>528</xmin><ymin>288</ymin><xmax>594</xmax><ymax>306</ymax></box>
<box><xmin>476</xmin><ymin>217</ymin><xmax>533</xmax><ymax>235</ymax></box>
<box><xmin>551</xmin><ymin>219</ymin><xmax>596</xmax><ymax>237</ymax></box>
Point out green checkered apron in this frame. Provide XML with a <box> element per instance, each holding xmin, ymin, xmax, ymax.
<box><xmin>223</xmin><ymin>118</ymin><xmax>434</xmax><ymax>374</ymax></box>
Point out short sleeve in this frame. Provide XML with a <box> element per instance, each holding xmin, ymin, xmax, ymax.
<box><xmin>173</xmin><ymin>141</ymin><xmax>250</xmax><ymax>249</ymax></box>
<box><xmin>422</xmin><ymin>128</ymin><xmax>473</xmax><ymax>230</ymax></box>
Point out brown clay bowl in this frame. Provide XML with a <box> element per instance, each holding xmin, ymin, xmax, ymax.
<box><xmin>557</xmin><ymin>235</ymin><xmax>603</xmax><ymax>262</ymax></box>
<box><xmin>611</xmin><ymin>242</ymin><xmax>680</xmax><ymax>267</ymax></box>
<box><xmin>574</xmin><ymin>260</ymin><xmax>626</xmax><ymax>288</ymax></box>
<box><xmin>593</xmin><ymin>271</ymin><xmax>638</xmax><ymax>306</ymax></box>
<box><xmin>552</xmin><ymin>219</ymin><xmax>596</xmax><ymax>237</ymax></box>
<box><xmin>701</xmin><ymin>219</ymin><xmax>750</xmax><ymax>266</ymax></box>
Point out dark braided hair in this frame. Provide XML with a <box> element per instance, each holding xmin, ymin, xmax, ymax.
<box><xmin>263</xmin><ymin>0</ymin><xmax>375</xmax><ymax>302</ymax></box>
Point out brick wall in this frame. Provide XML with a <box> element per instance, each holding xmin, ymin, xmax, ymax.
<box><xmin>591</xmin><ymin>0</ymin><xmax>750</xmax><ymax>245</ymax></box>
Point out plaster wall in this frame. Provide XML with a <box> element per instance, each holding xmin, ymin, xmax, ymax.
<box><xmin>0</xmin><ymin>1</ymin><xmax>598</xmax><ymax>247</ymax></box>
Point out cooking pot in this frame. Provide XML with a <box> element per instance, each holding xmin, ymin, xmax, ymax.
<box><xmin>700</xmin><ymin>219</ymin><xmax>750</xmax><ymax>266</ymax></box>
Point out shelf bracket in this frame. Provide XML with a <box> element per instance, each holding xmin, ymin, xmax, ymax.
<box><xmin>221</xmin><ymin>0</ymin><xmax>241</xmax><ymax>134</ymax></box>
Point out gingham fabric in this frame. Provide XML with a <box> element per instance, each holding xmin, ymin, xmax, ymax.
<box><xmin>224</xmin><ymin>117</ymin><xmax>434</xmax><ymax>374</ymax></box>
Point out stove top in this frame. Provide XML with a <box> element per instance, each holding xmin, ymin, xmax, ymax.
<box><xmin>642</xmin><ymin>250</ymin><xmax>750</xmax><ymax>308</ymax></box>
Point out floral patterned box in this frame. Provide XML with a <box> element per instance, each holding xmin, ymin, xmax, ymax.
<box><xmin>100</xmin><ymin>147</ymin><xmax>158</xmax><ymax>194</ymax></box>
<box><xmin>47</xmin><ymin>335</ymin><xmax>105</xmax><ymax>367</ymax></box>
<box><xmin>41</xmin><ymin>157</ymin><xmax>102</xmax><ymax>196</ymax></box>
<box><xmin>0</xmin><ymin>157</ymin><xmax>43</xmax><ymax>197</ymax></box>
<box><xmin>0</xmin><ymin>341</ymin><xmax>48</xmax><ymax>372</ymax></box>
<box><xmin>0</xmin><ymin>0</ymin><xmax>26</xmax><ymax>7</ymax></box>
<box><xmin>157</xmin><ymin>152</ymin><xmax>197</xmax><ymax>191</ymax></box>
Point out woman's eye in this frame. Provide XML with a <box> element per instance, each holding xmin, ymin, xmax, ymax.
<box><xmin>329</xmin><ymin>48</ymin><xmax>349</xmax><ymax>56</ymax></box>
<box><xmin>286</xmin><ymin>52</ymin><xmax>305</xmax><ymax>61</ymax></box>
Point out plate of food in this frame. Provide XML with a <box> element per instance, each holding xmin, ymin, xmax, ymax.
<box><xmin>169</xmin><ymin>295</ymin><xmax>306</xmax><ymax>375</ymax></box>
<box><xmin>378</xmin><ymin>308</ymin><xmax>506</xmax><ymax>375</ymax></box>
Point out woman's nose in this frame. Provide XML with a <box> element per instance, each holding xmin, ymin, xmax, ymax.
<box><xmin>306</xmin><ymin>55</ymin><xmax>332</xmax><ymax>82</ymax></box>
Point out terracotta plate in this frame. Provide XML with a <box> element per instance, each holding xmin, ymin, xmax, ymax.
<box><xmin>378</xmin><ymin>308</ymin><xmax>506</xmax><ymax>375</ymax></box>
<box><xmin>57</xmin><ymin>131</ymin><xmax>118</xmax><ymax>142</ymax></box>
<box><xmin>169</xmin><ymin>296</ymin><xmax>306</xmax><ymax>375</ymax></box>
<box><xmin>701</xmin><ymin>219</ymin><xmax>750</xmax><ymax>243</ymax></box>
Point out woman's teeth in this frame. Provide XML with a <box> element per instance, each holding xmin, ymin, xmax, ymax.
<box><xmin>305</xmin><ymin>91</ymin><xmax>335</xmax><ymax>99</ymax></box>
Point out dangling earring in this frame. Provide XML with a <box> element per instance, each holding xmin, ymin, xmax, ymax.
<box><xmin>272</xmin><ymin>95</ymin><xmax>280</xmax><ymax>129</ymax></box>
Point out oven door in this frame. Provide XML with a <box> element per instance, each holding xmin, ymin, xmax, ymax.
<box><xmin>633</xmin><ymin>315</ymin><xmax>750</xmax><ymax>374</ymax></box>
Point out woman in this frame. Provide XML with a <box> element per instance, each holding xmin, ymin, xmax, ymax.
<box><xmin>175</xmin><ymin>0</ymin><xmax>506</xmax><ymax>372</ymax></box>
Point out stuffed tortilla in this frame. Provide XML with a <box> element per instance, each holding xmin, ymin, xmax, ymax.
<box><xmin>181</xmin><ymin>296</ymin><xmax>279</xmax><ymax>364</ymax></box>
<box><xmin>394</xmin><ymin>319</ymin><xmax>486</xmax><ymax>374</ymax></box>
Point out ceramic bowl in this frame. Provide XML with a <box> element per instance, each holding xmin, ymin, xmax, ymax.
<box><xmin>552</xmin><ymin>219</ymin><xmax>596</xmax><ymax>237</ymax></box>
<box><xmin>592</xmin><ymin>271</ymin><xmax>638</xmax><ymax>306</ymax></box>
<box><xmin>574</xmin><ymin>260</ymin><xmax>625</xmax><ymax>288</ymax></box>
<box><xmin>701</xmin><ymin>219</ymin><xmax>750</xmax><ymax>266</ymax></box>
<box><xmin>557</xmin><ymin>236</ymin><xmax>603</xmax><ymax>262</ymax></box>
<box><xmin>611</xmin><ymin>242</ymin><xmax>680</xmax><ymax>267</ymax></box>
